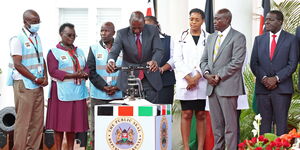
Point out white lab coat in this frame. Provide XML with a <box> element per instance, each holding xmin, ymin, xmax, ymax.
<box><xmin>174</xmin><ymin>29</ymin><xmax>208</xmax><ymax>100</ymax></box>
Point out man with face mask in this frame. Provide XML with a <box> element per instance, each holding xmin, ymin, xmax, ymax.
<box><xmin>87</xmin><ymin>22</ymin><xmax>122</xmax><ymax>149</ymax></box>
<box><xmin>106</xmin><ymin>11</ymin><xmax>163</xmax><ymax>103</ymax></box>
<box><xmin>7</xmin><ymin>9</ymin><xmax>48</xmax><ymax>149</ymax></box>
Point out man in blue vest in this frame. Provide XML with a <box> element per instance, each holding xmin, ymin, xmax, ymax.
<box><xmin>87</xmin><ymin>22</ymin><xmax>122</xmax><ymax>149</ymax></box>
<box><xmin>145</xmin><ymin>16</ymin><xmax>176</xmax><ymax>104</ymax></box>
<box><xmin>7</xmin><ymin>9</ymin><xmax>48</xmax><ymax>150</ymax></box>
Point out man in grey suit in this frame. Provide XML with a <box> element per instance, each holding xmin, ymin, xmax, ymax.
<box><xmin>106</xmin><ymin>11</ymin><xmax>163</xmax><ymax>103</ymax></box>
<box><xmin>250</xmin><ymin>10</ymin><xmax>299</xmax><ymax>136</ymax></box>
<box><xmin>200</xmin><ymin>8</ymin><xmax>246</xmax><ymax>150</ymax></box>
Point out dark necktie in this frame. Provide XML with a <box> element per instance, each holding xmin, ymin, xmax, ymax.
<box><xmin>136</xmin><ymin>34</ymin><xmax>144</xmax><ymax>80</ymax></box>
<box><xmin>270</xmin><ymin>34</ymin><xmax>277</xmax><ymax>60</ymax></box>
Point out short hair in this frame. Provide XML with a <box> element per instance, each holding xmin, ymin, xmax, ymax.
<box><xmin>269</xmin><ymin>10</ymin><xmax>284</xmax><ymax>21</ymax></box>
<box><xmin>59</xmin><ymin>23</ymin><xmax>74</xmax><ymax>34</ymax></box>
<box><xmin>129</xmin><ymin>11</ymin><xmax>145</xmax><ymax>23</ymax></box>
<box><xmin>217</xmin><ymin>8</ymin><xmax>232</xmax><ymax>23</ymax></box>
<box><xmin>23</xmin><ymin>9</ymin><xmax>39</xmax><ymax>21</ymax></box>
<box><xmin>102</xmin><ymin>21</ymin><xmax>115</xmax><ymax>31</ymax></box>
<box><xmin>145</xmin><ymin>16</ymin><xmax>158</xmax><ymax>25</ymax></box>
<box><xmin>189</xmin><ymin>8</ymin><xmax>205</xmax><ymax>19</ymax></box>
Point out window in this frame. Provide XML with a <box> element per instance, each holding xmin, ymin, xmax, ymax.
<box><xmin>96</xmin><ymin>8</ymin><xmax>122</xmax><ymax>38</ymax></box>
<box><xmin>59</xmin><ymin>8</ymin><xmax>89</xmax><ymax>53</ymax></box>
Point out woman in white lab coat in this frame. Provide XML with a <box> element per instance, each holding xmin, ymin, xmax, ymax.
<box><xmin>174</xmin><ymin>8</ymin><xmax>207</xmax><ymax>150</ymax></box>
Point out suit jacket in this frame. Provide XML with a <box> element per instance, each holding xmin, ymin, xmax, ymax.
<box><xmin>296</xmin><ymin>27</ymin><xmax>300</xmax><ymax>90</ymax></box>
<box><xmin>296</xmin><ymin>26</ymin><xmax>300</xmax><ymax>46</ymax></box>
<box><xmin>200</xmin><ymin>28</ymin><xmax>246</xmax><ymax>96</ymax></box>
<box><xmin>250</xmin><ymin>30</ymin><xmax>299</xmax><ymax>94</ymax></box>
<box><xmin>107</xmin><ymin>24</ymin><xmax>163</xmax><ymax>92</ymax></box>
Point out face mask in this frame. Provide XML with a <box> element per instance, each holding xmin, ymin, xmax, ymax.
<box><xmin>28</xmin><ymin>23</ymin><xmax>40</xmax><ymax>33</ymax></box>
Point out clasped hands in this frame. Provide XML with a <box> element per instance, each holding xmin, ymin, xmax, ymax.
<box><xmin>73</xmin><ymin>70</ymin><xmax>88</xmax><ymax>78</ymax></box>
<box><xmin>106</xmin><ymin>60</ymin><xmax>159</xmax><ymax>73</ymax></box>
<box><xmin>261</xmin><ymin>76</ymin><xmax>278</xmax><ymax>90</ymax></box>
<box><xmin>103</xmin><ymin>86</ymin><xmax>119</xmax><ymax>95</ymax></box>
<box><xmin>204</xmin><ymin>74</ymin><xmax>221</xmax><ymax>86</ymax></box>
<box><xmin>34</xmin><ymin>77</ymin><xmax>48</xmax><ymax>87</ymax></box>
<box><xmin>184</xmin><ymin>72</ymin><xmax>202</xmax><ymax>90</ymax></box>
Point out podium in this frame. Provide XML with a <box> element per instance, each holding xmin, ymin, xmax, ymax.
<box><xmin>95</xmin><ymin>103</ymin><xmax>172</xmax><ymax>150</ymax></box>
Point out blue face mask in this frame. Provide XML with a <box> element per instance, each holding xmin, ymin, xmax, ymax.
<box><xmin>28</xmin><ymin>23</ymin><xmax>40</xmax><ymax>33</ymax></box>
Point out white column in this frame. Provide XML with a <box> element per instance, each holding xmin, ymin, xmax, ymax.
<box><xmin>157</xmin><ymin>0</ymin><xmax>189</xmax><ymax>37</ymax></box>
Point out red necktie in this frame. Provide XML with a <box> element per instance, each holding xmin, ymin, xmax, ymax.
<box><xmin>136</xmin><ymin>34</ymin><xmax>144</xmax><ymax>80</ymax></box>
<box><xmin>270</xmin><ymin>34</ymin><xmax>277</xmax><ymax>60</ymax></box>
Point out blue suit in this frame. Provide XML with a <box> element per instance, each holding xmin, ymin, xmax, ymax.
<box><xmin>250</xmin><ymin>30</ymin><xmax>299</xmax><ymax>135</ymax></box>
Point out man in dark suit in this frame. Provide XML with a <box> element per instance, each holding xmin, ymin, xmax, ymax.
<box><xmin>106</xmin><ymin>11</ymin><xmax>163</xmax><ymax>103</ymax></box>
<box><xmin>250</xmin><ymin>10</ymin><xmax>299</xmax><ymax>136</ymax></box>
<box><xmin>200</xmin><ymin>8</ymin><xmax>246</xmax><ymax>150</ymax></box>
<box><xmin>145</xmin><ymin>16</ymin><xmax>176</xmax><ymax>104</ymax></box>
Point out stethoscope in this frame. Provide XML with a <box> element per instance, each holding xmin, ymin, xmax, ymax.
<box><xmin>179</xmin><ymin>29</ymin><xmax>206</xmax><ymax>46</ymax></box>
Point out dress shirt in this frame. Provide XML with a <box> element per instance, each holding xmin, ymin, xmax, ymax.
<box><xmin>217</xmin><ymin>26</ymin><xmax>231</xmax><ymax>46</ymax></box>
<box><xmin>269</xmin><ymin>29</ymin><xmax>282</xmax><ymax>53</ymax></box>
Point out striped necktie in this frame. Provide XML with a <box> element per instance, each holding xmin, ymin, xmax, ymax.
<box><xmin>213</xmin><ymin>34</ymin><xmax>223</xmax><ymax>62</ymax></box>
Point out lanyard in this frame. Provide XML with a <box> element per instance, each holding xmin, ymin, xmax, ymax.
<box><xmin>22</xmin><ymin>28</ymin><xmax>41</xmax><ymax>63</ymax></box>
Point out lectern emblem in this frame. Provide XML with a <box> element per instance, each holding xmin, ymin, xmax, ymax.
<box><xmin>160</xmin><ymin>116</ymin><xmax>168</xmax><ymax>150</ymax></box>
<box><xmin>106</xmin><ymin>117</ymin><xmax>144</xmax><ymax>150</ymax></box>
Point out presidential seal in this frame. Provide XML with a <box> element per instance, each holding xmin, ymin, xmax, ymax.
<box><xmin>160</xmin><ymin>116</ymin><xmax>168</xmax><ymax>150</ymax></box>
<box><xmin>106</xmin><ymin>117</ymin><xmax>144</xmax><ymax>150</ymax></box>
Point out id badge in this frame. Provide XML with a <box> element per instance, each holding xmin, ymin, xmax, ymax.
<box><xmin>38</xmin><ymin>66</ymin><xmax>42</xmax><ymax>74</ymax></box>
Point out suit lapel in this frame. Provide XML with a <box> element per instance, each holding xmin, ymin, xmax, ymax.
<box><xmin>128</xmin><ymin>30</ymin><xmax>138</xmax><ymax>58</ymax></box>
<box><xmin>213</xmin><ymin>29</ymin><xmax>233</xmax><ymax>62</ymax></box>
<box><xmin>210</xmin><ymin>33</ymin><xmax>218</xmax><ymax>62</ymax></box>
<box><xmin>262</xmin><ymin>33</ymin><xmax>270</xmax><ymax>60</ymax></box>
<box><xmin>141</xmin><ymin>29</ymin><xmax>148</xmax><ymax>60</ymax></box>
<box><xmin>272</xmin><ymin>30</ymin><xmax>286</xmax><ymax>60</ymax></box>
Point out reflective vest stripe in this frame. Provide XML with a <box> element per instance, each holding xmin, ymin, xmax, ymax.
<box><xmin>58</xmin><ymin>65</ymin><xmax>85</xmax><ymax>72</ymax></box>
<box><xmin>96</xmin><ymin>65</ymin><xmax>106</xmax><ymax>70</ymax></box>
<box><xmin>8</xmin><ymin>63</ymin><xmax>43</xmax><ymax>70</ymax></box>
<box><xmin>22</xmin><ymin>52</ymin><xmax>43</xmax><ymax>60</ymax></box>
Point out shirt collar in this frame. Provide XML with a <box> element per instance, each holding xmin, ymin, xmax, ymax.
<box><xmin>269</xmin><ymin>29</ymin><xmax>282</xmax><ymax>38</ymax></box>
<box><xmin>99</xmin><ymin>39</ymin><xmax>114</xmax><ymax>49</ymax></box>
<box><xmin>218</xmin><ymin>25</ymin><xmax>231</xmax><ymax>38</ymax></box>
<box><xmin>135</xmin><ymin>32</ymin><xmax>143</xmax><ymax>37</ymax></box>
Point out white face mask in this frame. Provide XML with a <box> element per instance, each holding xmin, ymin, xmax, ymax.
<box><xmin>28</xmin><ymin>23</ymin><xmax>40</xmax><ymax>33</ymax></box>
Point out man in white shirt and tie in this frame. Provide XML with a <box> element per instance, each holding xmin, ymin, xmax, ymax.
<box><xmin>250</xmin><ymin>10</ymin><xmax>299</xmax><ymax>136</ymax></box>
<box><xmin>200</xmin><ymin>8</ymin><xmax>246</xmax><ymax>150</ymax></box>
